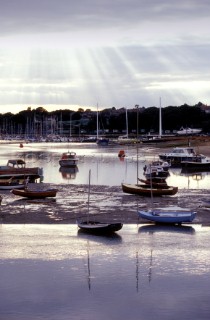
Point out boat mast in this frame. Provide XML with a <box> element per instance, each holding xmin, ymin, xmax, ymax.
<box><xmin>96</xmin><ymin>103</ymin><xmax>99</xmax><ymax>140</ymax></box>
<box><xmin>159</xmin><ymin>97</ymin><xmax>162</xmax><ymax>138</ymax></box>
<box><xmin>126</xmin><ymin>108</ymin><xmax>128</xmax><ymax>139</ymax></box>
<box><xmin>87</xmin><ymin>169</ymin><xmax>91</xmax><ymax>222</ymax></box>
<box><xmin>149</xmin><ymin>165</ymin><xmax>154</xmax><ymax>210</ymax></box>
<box><xmin>136</xmin><ymin>105</ymin><xmax>139</xmax><ymax>184</ymax></box>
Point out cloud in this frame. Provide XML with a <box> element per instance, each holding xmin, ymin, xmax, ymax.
<box><xmin>0</xmin><ymin>0</ymin><xmax>210</xmax><ymax>111</ymax></box>
<box><xmin>1</xmin><ymin>0</ymin><xmax>210</xmax><ymax>36</ymax></box>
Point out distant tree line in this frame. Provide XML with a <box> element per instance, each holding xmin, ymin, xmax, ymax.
<box><xmin>0</xmin><ymin>103</ymin><xmax>209</xmax><ymax>137</ymax></box>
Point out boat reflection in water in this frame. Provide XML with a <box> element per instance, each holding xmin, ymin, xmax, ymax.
<box><xmin>59</xmin><ymin>165</ymin><xmax>79</xmax><ymax>180</ymax></box>
<box><xmin>138</xmin><ymin>224</ymin><xmax>196</xmax><ymax>234</ymax></box>
<box><xmin>77</xmin><ymin>228</ymin><xmax>122</xmax><ymax>244</ymax></box>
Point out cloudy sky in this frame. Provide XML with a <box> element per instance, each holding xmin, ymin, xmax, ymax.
<box><xmin>0</xmin><ymin>0</ymin><xmax>210</xmax><ymax>113</ymax></box>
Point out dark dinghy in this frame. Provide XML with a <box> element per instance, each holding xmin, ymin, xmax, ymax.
<box><xmin>77</xmin><ymin>221</ymin><xmax>123</xmax><ymax>234</ymax></box>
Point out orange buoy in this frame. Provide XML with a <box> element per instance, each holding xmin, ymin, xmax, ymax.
<box><xmin>118</xmin><ymin>150</ymin><xmax>125</xmax><ymax>158</ymax></box>
<box><xmin>19</xmin><ymin>143</ymin><xmax>23</xmax><ymax>148</ymax></box>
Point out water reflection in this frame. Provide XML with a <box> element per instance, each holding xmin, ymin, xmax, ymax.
<box><xmin>138</xmin><ymin>224</ymin><xmax>196</xmax><ymax>234</ymax></box>
<box><xmin>2</xmin><ymin>143</ymin><xmax>210</xmax><ymax>189</ymax></box>
<box><xmin>77</xmin><ymin>228</ymin><xmax>122</xmax><ymax>244</ymax></box>
<box><xmin>0</xmin><ymin>224</ymin><xmax>210</xmax><ymax>320</ymax></box>
<box><xmin>59</xmin><ymin>165</ymin><xmax>79</xmax><ymax>179</ymax></box>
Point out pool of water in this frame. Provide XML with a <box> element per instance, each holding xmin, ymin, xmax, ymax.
<box><xmin>0</xmin><ymin>224</ymin><xmax>209</xmax><ymax>320</ymax></box>
<box><xmin>0</xmin><ymin>142</ymin><xmax>210</xmax><ymax>189</ymax></box>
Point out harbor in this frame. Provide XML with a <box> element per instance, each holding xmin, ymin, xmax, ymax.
<box><xmin>0</xmin><ymin>140</ymin><xmax>210</xmax><ymax>225</ymax></box>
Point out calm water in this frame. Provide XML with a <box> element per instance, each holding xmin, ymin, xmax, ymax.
<box><xmin>0</xmin><ymin>143</ymin><xmax>210</xmax><ymax>189</ymax></box>
<box><xmin>0</xmin><ymin>142</ymin><xmax>210</xmax><ymax>189</ymax></box>
<box><xmin>0</xmin><ymin>224</ymin><xmax>210</xmax><ymax>320</ymax></box>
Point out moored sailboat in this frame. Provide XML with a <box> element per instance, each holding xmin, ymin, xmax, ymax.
<box><xmin>77</xmin><ymin>170</ymin><xmax>123</xmax><ymax>234</ymax></box>
<box><xmin>138</xmin><ymin>207</ymin><xmax>196</xmax><ymax>224</ymax></box>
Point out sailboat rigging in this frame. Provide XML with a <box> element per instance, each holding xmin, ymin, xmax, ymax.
<box><xmin>77</xmin><ymin>169</ymin><xmax>123</xmax><ymax>234</ymax></box>
<box><xmin>96</xmin><ymin>104</ymin><xmax>109</xmax><ymax>146</ymax></box>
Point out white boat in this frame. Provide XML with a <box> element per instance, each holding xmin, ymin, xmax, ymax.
<box><xmin>144</xmin><ymin>165</ymin><xmax>170</xmax><ymax>179</ymax></box>
<box><xmin>159</xmin><ymin>147</ymin><xmax>203</xmax><ymax>166</ymax></box>
<box><xmin>138</xmin><ymin>206</ymin><xmax>196</xmax><ymax>224</ymax></box>
<box><xmin>143</xmin><ymin>160</ymin><xmax>170</xmax><ymax>179</ymax></box>
<box><xmin>59</xmin><ymin>152</ymin><xmax>79</xmax><ymax>167</ymax></box>
<box><xmin>181</xmin><ymin>155</ymin><xmax>210</xmax><ymax>171</ymax></box>
<box><xmin>149</xmin><ymin>160</ymin><xmax>171</xmax><ymax>171</ymax></box>
<box><xmin>176</xmin><ymin>127</ymin><xmax>202</xmax><ymax>135</ymax></box>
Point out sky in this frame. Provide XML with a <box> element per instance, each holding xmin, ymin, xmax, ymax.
<box><xmin>0</xmin><ymin>0</ymin><xmax>210</xmax><ymax>114</ymax></box>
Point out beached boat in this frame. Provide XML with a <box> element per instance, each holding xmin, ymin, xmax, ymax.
<box><xmin>159</xmin><ymin>147</ymin><xmax>203</xmax><ymax>166</ymax></box>
<box><xmin>77</xmin><ymin>170</ymin><xmax>123</xmax><ymax>234</ymax></box>
<box><xmin>0</xmin><ymin>159</ymin><xmax>43</xmax><ymax>181</ymax></box>
<box><xmin>0</xmin><ymin>178</ymin><xmax>25</xmax><ymax>190</ymax></box>
<box><xmin>138</xmin><ymin>206</ymin><xmax>196</xmax><ymax>224</ymax></box>
<box><xmin>77</xmin><ymin>221</ymin><xmax>123</xmax><ymax>234</ymax></box>
<box><xmin>59</xmin><ymin>152</ymin><xmax>79</xmax><ymax>167</ymax></box>
<box><xmin>11</xmin><ymin>188</ymin><xmax>58</xmax><ymax>199</ymax></box>
<box><xmin>121</xmin><ymin>183</ymin><xmax>178</xmax><ymax>196</ymax></box>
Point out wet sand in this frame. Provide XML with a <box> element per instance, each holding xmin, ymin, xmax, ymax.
<box><xmin>1</xmin><ymin>183</ymin><xmax>210</xmax><ymax>225</ymax></box>
<box><xmin>1</xmin><ymin>139</ymin><xmax>210</xmax><ymax>226</ymax></box>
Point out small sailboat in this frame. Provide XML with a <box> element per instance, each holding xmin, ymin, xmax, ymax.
<box><xmin>138</xmin><ymin>207</ymin><xmax>196</xmax><ymax>224</ymax></box>
<box><xmin>77</xmin><ymin>170</ymin><xmax>123</xmax><ymax>234</ymax></box>
<box><xmin>138</xmin><ymin>169</ymin><xmax>196</xmax><ymax>224</ymax></box>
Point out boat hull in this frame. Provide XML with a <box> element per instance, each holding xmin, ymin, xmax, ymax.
<box><xmin>0</xmin><ymin>183</ymin><xmax>25</xmax><ymax>190</ymax></box>
<box><xmin>12</xmin><ymin>188</ymin><xmax>58</xmax><ymax>199</ymax></box>
<box><xmin>159</xmin><ymin>147</ymin><xmax>203</xmax><ymax>166</ymax></box>
<box><xmin>122</xmin><ymin>183</ymin><xmax>178</xmax><ymax>196</ymax></box>
<box><xmin>77</xmin><ymin>221</ymin><xmax>123</xmax><ymax>234</ymax></box>
<box><xmin>138</xmin><ymin>209</ymin><xmax>196</xmax><ymax>224</ymax></box>
<box><xmin>59</xmin><ymin>159</ymin><xmax>78</xmax><ymax>167</ymax></box>
<box><xmin>181</xmin><ymin>161</ymin><xmax>210</xmax><ymax>171</ymax></box>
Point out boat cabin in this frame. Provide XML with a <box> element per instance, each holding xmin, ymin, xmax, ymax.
<box><xmin>159</xmin><ymin>147</ymin><xmax>202</xmax><ymax>165</ymax></box>
<box><xmin>6</xmin><ymin>159</ymin><xmax>26</xmax><ymax>168</ymax></box>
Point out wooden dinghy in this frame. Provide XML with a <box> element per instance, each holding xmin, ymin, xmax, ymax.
<box><xmin>11</xmin><ymin>188</ymin><xmax>58</xmax><ymax>199</ymax></box>
<box><xmin>121</xmin><ymin>183</ymin><xmax>178</xmax><ymax>196</ymax></box>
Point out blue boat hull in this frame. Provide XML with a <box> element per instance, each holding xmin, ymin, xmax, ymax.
<box><xmin>139</xmin><ymin>209</ymin><xmax>196</xmax><ymax>224</ymax></box>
